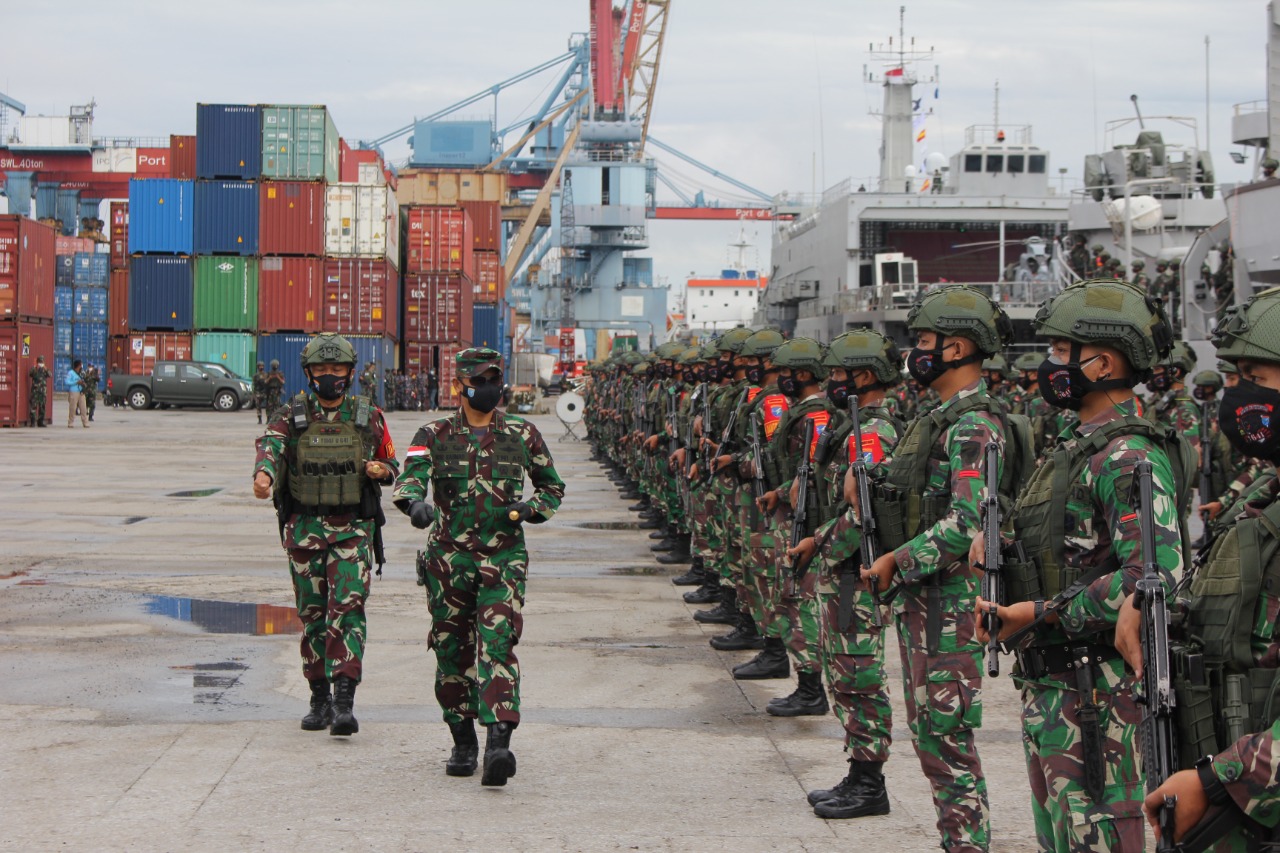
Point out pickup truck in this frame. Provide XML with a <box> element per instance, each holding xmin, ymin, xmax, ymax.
<box><xmin>109</xmin><ymin>361</ymin><xmax>255</xmax><ymax>412</ymax></box>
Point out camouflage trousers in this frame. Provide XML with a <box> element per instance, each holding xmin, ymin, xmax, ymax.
<box><xmin>286</xmin><ymin>521</ymin><xmax>373</xmax><ymax>683</ymax></box>
<box><xmin>1019</xmin><ymin>677</ymin><xmax>1144</xmax><ymax>852</ymax></box>
<box><xmin>738</xmin><ymin>496</ymin><xmax>768</xmax><ymax>628</ymax></box>
<box><xmin>894</xmin><ymin>605</ymin><xmax>989</xmax><ymax>852</ymax></box>
<box><xmin>423</xmin><ymin>541</ymin><xmax>527</xmax><ymax>726</ymax></box>
<box><xmin>28</xmin><ymin>391</ymin><xmax>46</xmax><ymax>425</ymax></box>
<box><xmin>818</xmin><ymin>579</ymin><xmax>892</xmax><ymax>761</ymax></box>
<box><xmin>746</xmin><ymin>519</ymin><xmax>783</xmax><ymax>637</ymax></box>
<box><xmin>690</xmin><ymin>480</ymin><xmax>721</xmax><ymax>561</ymax></box>
<box><xmin>709</xmin><ymin>472</ymin><xmax>743</xmax><ymax>588</ymax></box>
<box><xmin>84</xmin><ymin>389</ymin><xmax>96</xmax><ymax>418</ymax></box>
<box><xmin>780</xmin><ymin>552</ymin><xmax>823</xmax><ymax>676</ymax></box>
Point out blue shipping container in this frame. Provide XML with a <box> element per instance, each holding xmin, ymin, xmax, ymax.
<box><xmin>128</xmin><ymin>179</ymin><xmax>195</xmax><ymax>255</ymax></box>
<box><xmin>55</xmin><ymin>286</ymin><xmax>74</xmax><ymax>322</ymax></box>
<box><xmin>53</xmin><ymin>355</ymin><xmax>106</xmax><ymax>392</ymax></box>
<box><xmin>72</xmin><ymin>287</ymin><xmax>108</xmax><ymax>322</ymax></box>
<box><xmin>72</xmin><ymin>252</ymin><xmax>109</xmax><ymax>286</ymax></box>
<box><xmin>194</xmin><ymin>180</ymin><xmax>259</xmax><ymax>255</ymax></box>
<box><xmin>54</xmin><ymin>322</ymin><xmax>72</xmax><ymax>356</ymax></box>
<box><xmin>129</xmin><ymin>256</ymin><xmax>193</xmax><ymax>331</ymax></box>
<box><xmin>196</xmin><ymin>104</ymin><xmax>262</xmax><ymax>180</ymax></box>
<box><xmin>472</xmin><ymin>304</ymin><xmax>500</xmax><ymax>350</ymax></box>
<box><xmin>73</xmin><ymin>322</ymin><xmax>108</xmax><ymax>359</ymax></box>
<box><xmin>56</xmin><ymin>255</ymin><xmax>75</xmax><ymax>286</ymax></box>
<box><xmin>256</xmin><ymin>333</ymin><xmax>393</xmax><ymax>403</ymax></box>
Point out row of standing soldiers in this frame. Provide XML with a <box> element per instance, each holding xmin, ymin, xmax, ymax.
<box><xmin>582</xmin><ymin>278</ymin><xmax>1280</xmax><ymax>852</ymax></box>
<box><xmin>382</xmin><ymin>368</ymin><xmax>440</xmax><ymax>412</ymax></box>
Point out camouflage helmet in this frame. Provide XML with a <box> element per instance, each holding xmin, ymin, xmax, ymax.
<box><xmin>981</xmin><ymin>353</ymin><xmax>1009</xmax><ymax>374</ymax></box>
<box><xmin>270</xmin><ymin>359</ymin><xmax>280</xmax><ymax>370</ymax></box>
<box><xmin>716</xmin><ymin>326</ymin><xmax>755</xmax><ymax>355</ymax></box>
<box><xmin>740</xmin><ymin>328</ymin><xmax>785</xmax><ymax>359</ymax></box>
<box><xmin>257</xmin><ymin>361</ymin><xmax>265</xmax><ymax>369</ymax></box>
<box><xmin>1192</xmin><ymin>370</ymin><xmax>1223</xmax><ymax>390</ymax></box>
<box><xmin>631</xmin><ymin>361</ymin><xmax>651</xmax><ymax>376</ymax></box>
<box><xmin>907</xmin><ymin>284</ymin><xmax>1013</xmax><ymax>356</ymax></box>
<box><xmin>822</xmin><ymin>327</ymin><xmax>902</xmax><ymax>385</ymax></box>
<box><xmin>771</xmin><ymin>337</ymin><xmax>829</xmax><ymax>380</ymax></box>
<box><xmin>677</xmin><ymin>346</ymin><xmax>704</xmax><ymax>366</ymax></box>
<box><xmin>1165</xmin><ymin>342</ymin><xmax>1197</xmax><ymax>378</ymax></box>
<box><xmin>698</xmin><ymin>341</ymin><xmax>720</xmax><ymax>360</ymax></box>
<box><xmin>1170</xmin><ymin>258</ymin><xmax>1181</xmax><ymax>269</ymax></box>
<box><xmin>1155</xmin><ymin>260</ymin><xmax>1169</xmax><ymax>270</ymax></box>
<box><xmin>1218</xmin><ymin>359</ymin><xmax>1238</xmax><ymax>375</ymax></box>
<box><xmin>1131</xmin><ymin>259</ymin><xmax>1145</xmax><ymax>270</ymax></box>
<box><xmin>1264</xmin><ymin>158</ymin><xmax>1279</xmax><ymax>170</ymax></box>
<box><xmin>655</xmin><ymin>341</ymin><xmax>685</xmax><ymax>360</ymax></box>
<box><xmin>1013</xmin><ymin>352</ymin><xmax>1042</xmax><ymax>372</ymax></box>
<box><xmin>1214</xmin><ymin>286</ymin><xmax>1280</xmax><ymax>365</ymax></box>
<box><xmin>1033</xmin><ymin>278</ymin><xmax>1173</xmax><ymax>376</ymax></box>
<box><xmin>300</xmin><ymin>332</ymin><xmax>357</xmax><ymax>367</ymax></box>
<box><xmin>1091</xmin><ymin>244</ymin><xmax>1105</xmax><ymax>253</ymax></box>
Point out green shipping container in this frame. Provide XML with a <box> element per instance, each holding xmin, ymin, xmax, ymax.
<box><xmin>262</xmin><ymin>105</ymin><xmax>339</xmax><ymax>182</ymax></box>
<box><xmin>194</xmin><ymin>256</ymin><xmax>259</xmax><ymax>330</ymax></box>
<box><xmin>194</xmin><ymin>332</ymin><xmax>256</xmax><ymax>380</ymax></box>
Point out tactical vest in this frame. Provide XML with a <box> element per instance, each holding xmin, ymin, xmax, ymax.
<box><xmin>872</xmin><ymin>392</ymin><xmax>1033</xmax><ymax>552</ymax></box>
<box><xmin>817</xmin><ymin>405</ymin><xmax>906</xmax><ymax>526</ymax></box>
<box><xmin>1172</xmin><ymin>495</ymin><xmax>1280</xmax><ymax>772</ymax></box>
<box><xmin>1003</xmin><ymin>413</ymin><xmax>1194</xmax><ymax>614</ymax></box>
<box><xmin>428</xmin><ymin>417</ymin><xmax>529</xmax><ymax>510</ymax></box>
<box><xmin>286</xmin><ymin>394</ymin><xmax>374</xmax><ymax>512</ymax></box>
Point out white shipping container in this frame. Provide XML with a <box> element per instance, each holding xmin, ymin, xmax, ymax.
<box><xmin>325</xmin><ymin>184</ymin><xmax>399</xmax><ymax>268</ymax></box>
<box><xmin>356</xmin><ymin>162</ymin><xmax>386</xmax><ymax>187</ymax></box>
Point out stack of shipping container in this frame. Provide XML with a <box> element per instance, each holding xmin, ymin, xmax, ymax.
<box><xmin>0</xmin><ymin>215</ymin><xmax>57</xmax><ymax>425</ymax></box>
<box><xmin>55</xmin><ymin>249</ymin><xmax>110</xmax><ymax>392</ymax></box>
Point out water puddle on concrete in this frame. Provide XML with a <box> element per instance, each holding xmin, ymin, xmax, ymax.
<box><xmin>571</xmin><ymin>521</ymin><xmax>643</xmax><ymax>531</ymax></box>
<box><xmin>171</xmin><ymin>660</ymin><xmax>248</xmax><ymax>705</ymax></box>
<box><xmin>144</xmin><ymin>595</ymin><xmax>302</xmax><ymax>636</ymax></box>
<box><xmin>167</xmin><ymin>488</ymin><xmax>222</xmax><ymax>498</ymax></box>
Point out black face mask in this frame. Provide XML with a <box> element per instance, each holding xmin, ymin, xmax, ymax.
<box><xmin>1017</xmin><ymin>374</ymin><xmax>1036</xmax><ymax>391</ymax></box>
<box><xmin>826</xmin><ymin>377</ymin><xmax>878</xmax><ymax>407</ymax></box>
<box><xmin>778</xmin><ymin>374</ymin><xmax>801</xmax><ymax>398</ymax></box>
<box><xmin>703</xmin><ymin>364</ymin><xmax>721</xmax><ymax>383</ymax></box>
<box><xmin>310</xmin><ymin>371</ymin><xmax>350</xmax><ymax>401</ymax></box>
<box><xmin>745</xmin><ymin>364</ymin><xmax>764</xmax><ymax>385</ymax></box>
<box><xmin>1219</xmin><ymin>379</ymin><xmax>1280</xmax><ymax>463</ymax></box>
<box><xmin>1037</xmin><ymin>347</ymin><xmax>1133</xmax><ymax>411</ymax></box>
<box><xmin>1192</xmin><ymin>387</ymin><xmax>1217</xmax><ymax>403</ymax></box>
<box><xmin>464</xmin><ymin>382</ymin><xmax>503</xmax><ymax>414</ymax></box>
<box><xmin>906</xmin><ymin>338</ymin><xmax>980</xmax><ymax>386</ymax></box>
<box><xmin>1148</xmin><ymin>373</ymin><xmax>1172</xmax><ymax>393</ymax></box>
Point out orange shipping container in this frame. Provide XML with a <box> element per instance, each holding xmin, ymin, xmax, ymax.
<box><xmin>321</xmin><ymin>259</ymin><xmax>399</xmax><ymax>338</ymax></box>
<box><xmin>460</xmin><ymin>200</ymin><xmax>501</xmax><ymax>252</ymax></box>
<box><xmin>108</xmin><ymin>332</ymin><xmax>194</xmax><ymax>376</ymax></box>
<box><xmin>403</xmin><ymin>206</ymin><xmax>474</xmax><ymax>276</ymax></box>
<box><xmin>0</xmin><ymin>321</ymin><xmax>54</xmax><ymax>426</ymax></box>
<box><xmin>109</xmin><ymin>269</ymin><xmax>129</xmax><ymax>334</ymax></box>
<box><xmin>0</xmin><ymin>215</ymin><xmax>57</xmax><ymax>323</ymax></box>
<box><xmin>402</xmin><ymin>273</ymin><xmax>474</xmax><ymax>343</ymax></box>
<box><xmin>169</xmin><ymin>135</ymin><xmax>197</xmax><ymax>180</ymax></box>
<box><xmin>473</xmin><ymin>251</ymin><xmax>503</xmax><ymax>304</ymax></box>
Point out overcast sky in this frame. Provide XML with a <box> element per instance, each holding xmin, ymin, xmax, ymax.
<box><xmin>3</xmin><ymin>0</ymin><xmax>1272</xmax><ymax>293</ymax></box>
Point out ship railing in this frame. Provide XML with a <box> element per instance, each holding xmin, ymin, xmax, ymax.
<box><xmin>1234</xmin><ymin>100</ymin><xmax>1267</xmax><ymax>117</ymax></box>
<box><xmin>799</xmin><ymin>281</ymin><xmax>1062</xmax><ymax>318</ymax></box>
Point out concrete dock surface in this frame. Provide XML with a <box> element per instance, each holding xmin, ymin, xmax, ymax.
<box><xmin>1</xmin><ymin>407</ymin><xmax>1050</xmax><ymax>852</ymax></box>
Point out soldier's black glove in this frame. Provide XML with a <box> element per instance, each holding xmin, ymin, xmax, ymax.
<box><xmin>506</xmin><ymin>502</ymin><xmax>535</xmax><ymax>524</ymax></box>
<box><xmin>408</xmin><ymin>501</ymin><xmax>436</xmax><ymax>529</ymax></box>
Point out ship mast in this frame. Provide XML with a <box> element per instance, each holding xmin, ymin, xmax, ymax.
<box><xmin>865</xmin><ymin>6</ymin><xmax>935</xmax><ymax>193</ymax></box>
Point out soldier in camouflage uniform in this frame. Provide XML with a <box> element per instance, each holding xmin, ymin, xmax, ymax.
<box><xmin>1129</xmin><ymin>259</ymin><xmax>1150</xmax><ymax>294</ymax></box>
<box><xmin>1013</xmin><ymin>352</ymin><xmax>1054</xmax><ymax>457</ymax></box>
<box><xmin>265</xmin><ymin>359</ymin><xmax>286</xmax><ymax>413</ymax></box>
<box><xmin>1067</xmin><ymin>234</ymin><xmax>1091</xmax><ymax>280</ymax></box>
<box><xmin>82</xmin><ymin>363</ymin><xmax>100</xmax><ymax>422</ymax></box>
<box><xmin>393</xmin><ymin>347</ymin><xmax>565</xmax><ymax>786</ymax></box>
<box><xmin>787</xmin><ymin>328</ymin><xmax>905</xmax><ymax>819</ymax></box>
<box><xmin>1123</xmin><ymin>288</ymin><xmax>1280</xmax><ymax>850</ymax></box>
<box><xmin>976</xmin><ymin>278</ymin><xmax>1190</xmax><ymax>852</ymax></box>
<box><xmin>1146</xmin><ymin>342</ymin><xmax>1203</xmax><ymax>460</ymax></box>
<box><xmin>27</xmin><ymin>354</ymin><xmax>50</xmax><ymax>427</ymax></box>
<box><xmin>252</xmin><ymin>361</ymin><xmax>269</xmax><ymax>424</ymax></box>
<box><xmin>862</xmin><ymin>285</ymin><xmax>1020</xmax><ymax>852</ymax></box>
<box><xmin>981</xmin><ymin>354</ymin><xmax>1011</xmax><ymax>410</ymax></box>
<box><xmin>359</xmin><ymin>362</ymin><xmax>379</xmax><ymax>407</ymax></box>
<box><xmin>253</xmin><ymin>333</ymin><xmax>399</xmax><ymax>737</ymax></box>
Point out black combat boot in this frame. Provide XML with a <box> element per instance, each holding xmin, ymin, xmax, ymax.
<box><xmin>480</xmin><ymin>722</ymin><xmax>518</xmax><ymax>786</ymax></box>
<box><xmin>693</xmin><ymin>586</ymin><xmax>738</xmax><ymax>624</ymax></box>
<box><xmin>300</xmin><ymin>679</ymin><xmax>333</xmax><ymax>731</ymax></box>
<box><xmin>812</xmin><ymin>760</ymin><xmax>890</xmax><ymax>818</ymax></box>
<box><xmin>648</xmin><ymin>526</ymin><xmax>669</xmax><ymax>540</ymax></box>
<box><xmin>650</xmin><ymin>536</ymin><xmax>677</xmax><ymax>552</ymax></box>
<box><xmin>683</xmin><ymin>568</ymin><xmax>720</xmax><ymax>603</ymax></box>
<box><xmin>638</xmin><ymin>514</ymin><xmax>663</xmax><ymax>530</ymax></box>
<box><xmin>655</xmin><ymin>534</ymin><xmax>692</xmax><ymax>564</ymax></box>
<box><xmin>330</xmin><ymin>675</ymin><xmax>359</xmax><ymax>736</ymax></box>
<box><xmin>619</xmin><ymin>489</ymin><xmax>642</xmax><ymax>500</ymax></box>
<box><xmin>709</xmin><ymin>611</ymin><xmax>764</xmax><ymax>651</ymax></box>
<box><xmin>671</xmin><ymin>555</ymin><xmax>705</xmax><ymax>586</ymax></box>
<box><xmin>445</xmin><ymin>719</ymin><xmax>479</xmax><ymax>777</ymax></box>
<box><xmin>767</xmin><ymin>670</ymin><xmax>829</xmax><ymax>717</ymax></box>
<box><xmin>628</xmin><ymin>497</ymin><xmax>651</xmax><ymax>512</ymax></box>
<box><xmin>732</xmin><ymin>637</ymin><xmax>791</xmax><ymax>680</ymax></box>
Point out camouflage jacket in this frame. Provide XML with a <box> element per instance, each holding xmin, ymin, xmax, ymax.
<box><xmin>775</xmin><ymin>392</ymin><xmax>837</xmax><ymax>499</ymax></box>
<box><xmin>254</xmin><ymin>394</ymin><xmax>399</xmax><ymax>545</ymax></box>
<box><xmin>28</xmin><ymin>365</ymin><xmax>50</xmax><ymax>393</ymax></box>
<box><xmin>252</xmin><ymin>370</ymin><xmax>268</xmax><ymax>395</ymax></box>
<box><xmin>393</xmin><ymin>410</ymin><xmax>565</xmax><ymax>551</ymax></box>
<box><xmin>814</xmin><ymin>405</ymin><xmax>902</xmax><ymax>565</ymax></box>
<box><xmin>1149</xmin><ymin>389</ymin><xmax>1203</xmax><ymax>457</ymax></box>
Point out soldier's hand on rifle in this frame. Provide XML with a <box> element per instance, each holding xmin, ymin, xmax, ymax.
<box><xmin>968</xmin><ymin>532</ymin><xmax>986</xmax><ymax>569</ymax></box>
<box><xmin>643</xmin><ymin>435</ymin><xmax>660</xmax><ymax>452</ymax></box>
<box><xmin>1114</xmin><ymin>592</ymin><xmax>1144</xmax><ymax>678</ymax></box>
<box><xmin>843</xmin><ymin>467</ymin><xmax>859</xmax><ymax>508</ymax></box>
<box><xmin>669</xmin><ymin>448</ymin><xmax>686</xmax><ymax>468</ymax></box>
<box><xmin>1200</xmin><ymin>500</ymin><xmax>1224</xmax><ymax>520</ymax></box>
<box><xmin>788</xmin><ymin>479</ymin><xmax>800</xmax><ymax>508</ymax></box>
<box><xmin>253</xmin><ymin>472</ymin><xmax>272</xmax><ymax>500</ymax></box>
<box><xmin>757</xmin><ymin>489</ymin><xmax>779</xmax><ymax>514</ymax></box>
<box><xmin>688</xmin><ymin>463</ymin><xmax>700</xmax><ymax>481</ymax></box>
<box><xmin>1144</xmin><ymin>769</ymin><xmax>1210</xmax><ymax>846</ymax></box>
<box><xmin>862</xmin><ymin>552</ymin><xmax>897</xmax><ymax>593</ymax></box>
<box><xmin>713</xmin><ymin>454</ymin><xmax>732</xmax><ymax>472</ymax></box>
<box><xmin>786</xmin><ymin>537</ymin><xmax>817</xmax><ymax>570</ymax></box>
<box><xmin>693</xmin><ymin>415</ymin><xmax>703</xmax><ymax>436</ymax></box>
<box><xmin>974</xmin><ymin>598</ymin><xmax>1036</xmax><ymax>643</ymax></box>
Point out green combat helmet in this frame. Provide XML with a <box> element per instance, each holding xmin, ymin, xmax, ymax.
<box><xmin>716</xmin><ymin>326</ymin><xmax>756</xmax><ymax>355</ymax></box>
<box><xmin>1218</xmin><ymin>360</ymin><xmax>1238</xmax><ymax>376</ymax></box>
<box><xmin>631</xmin><ymin>361</ymin><xmax>652</xmax><ymax>376</ymax></box>
<box><xmin>301</xmin><ymin>332</ymin><xmax>357</xmax><ymax>367</ymax></box>
<box><xmin>981</xmin><ymin>353</ymin><xmax>1010</xmax><ymax>374</ymax></box>
<box><xmin>1033</xmin><ymin>278</ymin><xmax>1173</xmax><ymax>379</ymax></box>
<box><xmin>1091</xmin><ymin>244</ymin><xmax>1105</xmax><ymax>254</ymax></box>
<box><xmin>771</xmin><ymin>337</ymin><xmax>829</xmax><ymax>380</ymax></box>
<box><xmin>1132</xmin><ymin>259</ymin><xmax>1145</xmax><ymax>271</ymax></box>
<box><xmin>1263</xmin><ymin>158</ymin><xmax>1279</xmax><ymax>176</ymax></box>
<box><xmin>1214</xmin><ymin>286</ymin><xmax>1280</xmax><ymax>365</ymax></box>
<box><xmin>1170</xmin><ymin>258</ymin><xmax>1182</xmax><ymax>269</ymax></box>
<box><xmin>907</xmin><ymin>284</ymin><xmax>1013</xmax><ymax>356</ymax></box>
<box><xmin>1167</xmin><ymin>342</ymin><xmax>1197</xmax><ymax>378</ymax></box>
<box><xmin>1014</xmin><ymin>352</ymin><xmax>1042</xmax><ymax>373</ymax></box>
<box><xmin>823</xmin><ymin>327</ymin><xmax>903</xmax><ymax>385</ymax></box>
<box><xmin>740</xmin><ymin>328</ymin><xmax>785</xmax><ymax>358</ymax></box>
<box><xmin>677</xmin><ymin>346</ymin><xmax>703</xmax><ymax>368</ymax></box>
<box><xmin>655</xmin><ymin>341</ymin><xmax>685</xmax><ymax>360</ymax></box>
<box><xmin>698</xmin><ymin>341</ymin><xmax>721</xmax><ymax>360</ymax></box>
<box><xmin>1192</xmin><ymin>370</ymin><xmax>1223</xmax><ymax>391</ymax></box>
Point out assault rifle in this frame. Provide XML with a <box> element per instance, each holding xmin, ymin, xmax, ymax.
<box><xmin>666</xmin><ymin>388</ymin><xmax>679</xmax><ymax>456</ymax></box>
<box><xmin>749</xmin><ymin>411</ymin><xmax>767</xmax><ymax>501</ymax></box>
<box><xmin>1199</xmin><ymin>401</ymin><xmax>1217</xmax><ymax>553</ymax></box>
<box><xmin>1132</xmin><ymin>458</ymin><xmax>1179</xmax><ymax>852</ymax></box>
<box><xmin>701</xmin><ymin>386</ymin><xmax>715</xmax><ymax>480</ymax></box>
<box><xmin>713</xmin><ymin>387</ymin><xmax>750</xmax><ymax>473</ymax></box>
<box><xmin>978</xmin><ymin>440</ymin><xmax>1003</xmax><ymax>676</ymax></box>
<box><xmin>845</xmin><ymin>396</ymin><xmax>882</xmax><ymax>631</ymax></box>
<box><xmin>790</xmin><ymin>418</ymin><xmax>817</xmax><ymax>580</ymax></box>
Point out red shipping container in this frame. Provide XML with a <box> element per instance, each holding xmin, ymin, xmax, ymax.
<box><xmin>402</xmin><ymin>273</ymin><xmax>474</xmax><ymax>343</ymax></box>
<box><xmin>108</xmin><ymin>332</ymin><xmax>194</xmax><ymax>376</ymax></box>
<box><xmin>259</xmin><ymin>257</ymin><xmax>323</xmax><ymax>333</ymax></box>
<box><xmin>110</xmin><ymin>201</ymin><xmax>130</xmax><ymax>270</ymax></box>
<box><xmin>339</xmin><ymin>140</ymin><xmax>386</xmax><ymax>185</ymax></box>
<box><xmin>0</xmin><ymin>321</ymin><xmax>54</xmax><ymax>425</ymax></box>
<box><xmin>460</xmin><ymin>201</ymin><xmax>501</xmax><ymax>252</ymax></box>
<box><xmin>473</xmin><ymin>251</ymin><xmax>504</xmax><ymax>304</ymax></box>
<box><xmin>169</xmin><ymin>135</ymin><xmax>197</xmax><ymax>180</ymax></box>
<box><xmin>403</xmin><ymin>340</ymin><xmax>462</xmax><ymax>408</ymax></box>
<box><xmin>0</xmin><ymin>215</ymin><xmax>57</xmax><ymax>323</ymax></box>
<box><xmin>403</xmin><ymin>206</ymin><xmax>474</xmax><ymax>276</ymax></box>
<box><xmin>321</xmin><ymin>259</ymin><xmax>398</xmax><ymax>338</ymax></box>
<box><xmin>259</xmin><ymin>181</ymin><xmax>325</xmax><ymax>256</ymax></box>
<box><xmin>55</xmin><ymin>235</ymin><xmax>95</xmax><ymax>256</ymax></box>
<box><xmin>109</xmin><ymin>269</ymin><xmax>129</xmax><ymax>334</ymax></box>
